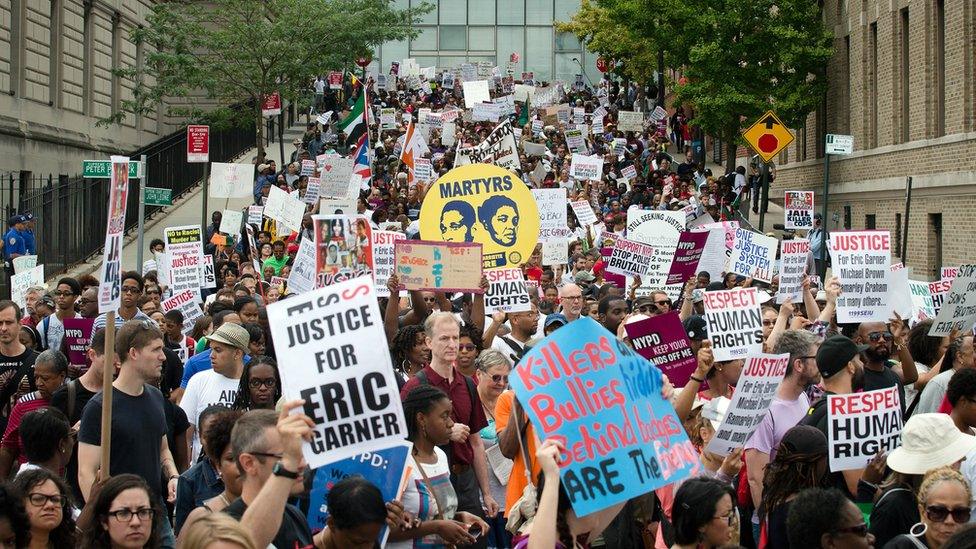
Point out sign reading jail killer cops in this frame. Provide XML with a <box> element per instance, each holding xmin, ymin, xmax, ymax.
<box><xmin>606</xmin><ymin>237</ymin><xmax>653</xmax><ymax>278</ymax></box>
<box><xmin>784</xmin><ymin>191</ymin><xmax>814</xmax><ymax>229</ymax></box>
<box><xmin>394</xmin><ymin>240</ymin><xmax>484</xmax><ymax>293</ymax></box>
<box><xmin>928</xmin><ymin>264</ymin><xmax>976</xmax><ymax>336</ymax></box>
<box><xmin>509</xmin><ymin>318</ymin><xmax>696</xmax><ymax>517</ymax></box>
<box><xmin>828</xmin><ymin>386</ymin><xmax>902</xmax><ymax>471</ymax></box>
<box><xmin>705</xmin><ymin>353</ymin><xmax>790</xmax><ymax>456</ymax></box>
<box><xmin>624</xmin><ymin>312</ymin><xmax>698</xmax><ymax>388</ymax></box>
<box><xmin>728</xmin><ymin>228</ymin><xmax>778</xmax><ymax>283</ymax></box>
<box><xmin>829</xmin><ymin>230</ymin><xmax>892</xmax><ymax>323</ymax></box>
<box><xmin>266</xmin><ymin>277</ymin><xmax>408</xmax><ymax>469</ymax></box>
<box><xmin>419</xmin><ymin>163</ymin><xmax>540</xmax><ymax>269</ymax></box>
<box><xmin>97</xmin><ymin>156</ymin><xmax>130</xmax><ymax>312</ymax></box>
<box><xmin>702</xmin><ymin>287</ymin><xmax>763</xmax><ymax>361</ymax></box>
<box><xmin>484</xmin><ymin>268</ymin><xmax>532</xmax><ymax>314</ymax></box>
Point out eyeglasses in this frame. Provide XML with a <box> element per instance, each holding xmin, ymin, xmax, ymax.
<box><xmin>78</xmin><ymin>298</ymin><xmax>95</xmax><ymax>304</ymax></box>
<box><xmin>52</xmin><ymin>291</ymin><xmax>75</xmax><ymax>297</ymax></box>
<box><xmin>27</xmin><ymin>493</ymin><xmax>65</xmax><ymax>507</ymax></box>
<box><xmin>249</xmin><ymin>378</ymin><xmax>277</xmax><ymax>389</ymax></box>
<box><xmin>488</xmin><ymin>374</ymin><xmax>509</xmax><ymax>384</ymax></box>
<box><xmin>250</xmin><ymin>451</ymin><xmax>284</xmax><ymax>460</ymax></box>
<box><xmin>868</xmin><ymin>331</ymin><xmax>894</xmax><ymax>342</ymax></box>
<box><xmin>459</xmin><ymin>344</ymin><xmax>477</xmax><ymax>352</ymax></box>
<box><xmin>121</xmin><ymin>286</ymin><xmax>141</xmax><ymax>294</ymax></box>
<box><xmin>926</xmin><ymin>505</ymin><xmax>972</xmax><ymax>523</ymax></box>
<box><xmin>108</xmin><ymin>507</ymin><xmax>155</xmax><ymax>522</ymax></box>
<box><xmin>712</xmin><ymin>509</ymin><xmax>736</xmax><ymax>526</ymax></box>
<box><xmin>832</xmin><ymin>523</ymin><xmax>869</xmax><ymax>537</ymax></box>
<box><xmin>762</xmin><ymin>320</ymin><xmax>776</xmax><ymax>326</ymax></box>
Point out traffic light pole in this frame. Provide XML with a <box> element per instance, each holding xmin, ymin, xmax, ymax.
<box><xmin>136</xmin><ymin>154</ymin><xmax>147</xmax><ymax>271</ymax></box>
<box><xmin>820</xmin><ymin>152</ymin><xmax>830</xmax><ymax>281</ymax></box>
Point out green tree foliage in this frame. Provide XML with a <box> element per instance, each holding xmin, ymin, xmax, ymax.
<box><xmin>555</xmin><ymin>0</ymin><xmax>659</xmax><ymax>82</ymax></box>
<box><xmin>107</xmin><ymin>0</ymin><xmax>432</xmax><ymax>162</ymax></box>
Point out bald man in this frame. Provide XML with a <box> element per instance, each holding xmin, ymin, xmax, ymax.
<box><xmin>559</xmin><ymin>283</ymin><xmax>584</xmax><ymax>322</ymax></box>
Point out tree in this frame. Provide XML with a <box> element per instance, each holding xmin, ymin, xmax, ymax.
<box><xmin>555</xmin><ymin>0</ymin><xmax>659</xmax><ymax>83</ymax></box>
<box><xmin>107</xmin><ymin>0</ymin><xmax>432</xmax><ymax>163</ymax></box>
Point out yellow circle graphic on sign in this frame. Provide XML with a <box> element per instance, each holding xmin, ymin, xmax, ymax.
<box><xmin>420</xmin><ymin>163</ymin><xmax>540</xmax><ymax>269</ymax></box>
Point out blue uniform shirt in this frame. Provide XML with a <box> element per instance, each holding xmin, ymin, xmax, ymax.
<box><xmin>3</xmin><ymin>229</ymin><xmax>26</xmax><ymax>260</ymax></box>
<box><xmin>20</xmin><ymin>229</ymin><xmax>35</xmax><ymax>255</ymax></box>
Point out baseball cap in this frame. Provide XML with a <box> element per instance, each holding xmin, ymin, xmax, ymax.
<box><xmin>887</xmin><ymin>414</ymin><xmax>976</xmax><ymax>474</ymax></box>
<box><xmin>633</xmin><ymin>296</ymin><xmax>655</xmax><ymax>310</ymax></box>
<box><xmin>22</xmin><ymin>213</ymin><xmax>33</xmax><ymax>221</ymax></box>
<box><xmin>683</xmin><ymin>315</ymin><xmax>708</xmax><ymax>340</ymax></box>
<box><xmin>574</xmin><ymin>271</ymin><xmax>595</xmax><ymax>283</ymax></box>
<box><xmin>815</xmin><ymin>335</ymin><xmax>869</xmax><ymax>379</ymax></box>
<box><xmin>7</xmin><ymin>215</ymin><xmax>24</xmax><ymax>226</ymax></box>
<box><xmin>778</xmin><ymin>425</ymin><xmax>828</xmax><ymax>456</ymax></box>
<box><xmin>813</xmin><ymin>213</ymin><xmax>823</xmax><ymax>220</ymax></box>
<box><xmin>544</xmin><ymin>313</ymin><xmax>568</xmax><ymax>329</ymax></box>
<box><xmin>208</xmin><ymin>323</ymin><xmax>250</xmax><ymax>352</ymax></box>
<box><xmin>258</xmin><ymin>163</ymin><xmax>271</xmax><ymax>172</ymax></box>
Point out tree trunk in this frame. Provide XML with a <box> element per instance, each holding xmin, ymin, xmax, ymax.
<box><xmin>725</xmin><ymin>139</ymin><xmax>737</xmax><ymax>173</ymax></box>
<box><xmin>254</xmin><ymin>104</ymin><xmax>267</xmax><ymax>166</ymax></box>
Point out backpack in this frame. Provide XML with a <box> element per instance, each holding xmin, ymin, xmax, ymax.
<box><xmin>413</xmin><ymin>369</ymin><xmax>479</xmax><ymax>427</ymax></box>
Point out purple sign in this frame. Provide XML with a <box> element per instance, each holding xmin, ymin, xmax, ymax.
<box><xmin>666</xmin><ymin>230</ymin><xmax>709</xmax><ymax>285</ymax></box>
<box><xmin>62</xmin><ymin>318</ymin><xmax>95</xmax><ymax>367</ymax></box>
<box><xmin>624</xmin><ymin>312</ymin><xmax>698</xmax><ymax>387</ymax></box>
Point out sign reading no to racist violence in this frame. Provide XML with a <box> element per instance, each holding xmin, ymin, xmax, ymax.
<box><xmin>419</xmin><ymin>163</ymin><xmax>540</xmax><ymax>270</ymax></box>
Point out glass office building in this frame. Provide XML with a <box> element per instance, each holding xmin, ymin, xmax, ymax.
<box><xmin>370</xmin><ymin>0</ymin><xmax>603</xmax><ymax>84</ymax></box>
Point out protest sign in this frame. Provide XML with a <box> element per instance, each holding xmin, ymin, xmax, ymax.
<box><xmin>606</xmin><ymin>237</ymin><xmax>654</xmax><ymax>278</ymax></box>
<box><xmin>413</xmin><ymin>158</ymin><xmax>433</xmax><ymax>182</ymax></box>
<box><xmin>909</xmin><ymin>280</ymin><xmax>937</xmax><ymax>321</ymax></box>
<box><xmin>62</xmin><ymin>318</ymin><xmax>95</xmax><ymax>366</ymax></box>
<box><xmin>624</xmin><ymin>312</ymin><xmax>698</xmax><ymax>388</ymax></box>
<box><xmin>97</xmin><ymin>156</ymin><xmax>130</xmax><ymax>312</ymax></box>
<box><xmin>472</xmin><ymin>102</ymin><xmax>502</xmax><ymax>122</ymax></box>
<box><xmin>570</xmin><ymin>154</ymin><xmax>602</xmax><ymax>181</ymax></box>
<box><xmin>307</xmin><ymin>441</ymin><xmax>412</xmax><ymax>541</ymax></box>
<box><xmin>484</xmin><ymin>268</ymin><xmax>532</xmax><ymax>314</ymax></box>
<box><xmin>649</xmin><ymin>106</ymin><xmax>668</xmax><ymax>122</ymax></box>
<box><xmin>697</xmin><ymin>221</ymin><xmax>738</xmax><ymax>280</ymax></box>
<box><xmin>286</xmin><ymin>237</ymin><xmax>316</xmax><ymax>296</ymax></box>
<box><xmin>219</xmin><ymin>209</ymin><xmax>242</xmax><ymax>235</ymax></box>
<box><xmin>509</xmin><ymin>318</ymin><xmax>697</xmax><ymax>517</ymax></box>
<box><xmin>247</xmin><ymin>205</ymin><xmax>263</xmax><ymax>226</ymax></box>
<box><xmin>319</xmin><ymin>157</ymin><xmax>355</xmax><ymax>198</ymax></box>
<box><xmin>163</xmin><ymin>225</ymin><xmax>203</xmax><ymax>298</ymax></box>
<box><xmin>565</xmin><ymin>130</ymin><xmax>586</xmax><ymax>154</ymax></box>
<box><xmin>617</xmin><ymin>111</ymin><xmax>644</xmax><ymax>132</ymax></box>
<box><xmin>266</xmin><ymin>278</ymin><xmax>408</xmax><ymax>469</ymax></box>
<box><xmin>11</xmin><ymin>255</ymin><xmax>36</xmax><ymax>274</ymax></box>
<box><xmin>728</xmin><ymin>228</ymin><xmax>778</xmax><ymax>283</ymax></box>
<box><xmin>394</xmin><ymin>240</ymin><xmax>483</xmax><ymax>293</ymax></box>
<box><xmin>142</xmin><ymin>260</ymin><xmax>156</xmax><ymax>275</ymax></box>
<box><xmin>705</xmin><ymin>354</ymin><xmax>790</xmax><ymax>456</ymax></box>
<box><xmin>419</xmin><ymin>163</ymin><xmax>539</xmax><ymax>269</ymax></box>
<box><xmin>702</xmin><ymin>287</ymin><xmax>763</xmax><ymax>361</ymax></box>
<box><xmin>244</xmin><ymin>225</ymin><xmax>261</xmax><ymax>275</ymax></box>
<box><xmin>441</xmin><ymin>121</ymin><xmax>456</xmax><ymax>146</ymax></box>
<box><xmin>371</xmin><ymin>230</ymin><xmax>406</xmax><ymax>298</ymax></box>
<box><xmin>161</xmin><ymin>289</ymin><xmax>204</xmax><ymax>336</ymax></box>
<box><xmin>11</xmin><ymin>265</ymin><xmax>44</xmax><ymax>310</ymax></box>
<box><xmin>620</xmin><ymin>164</ymin><xmax>637</xmax><ymax>182</ymax></box>
<box><xmin>454</xmin><ymin>120</ymin><xmax>522</xmax><ymax>175</ymax></box>
<box><xmin>208</xmin><ymin>162</ymin><xmax>252</xmax><ymax>199</ymax></box>
<box><xmin>612</xmin><ymin>138</ymin><xmax>627</xmax><ymax>157</ymax></box>
<box><xmin>928</xmin><ymin>264</ymin><xmax>976</xmax><ymax>336</ymax></box>
<box><xmin>828</xmin><ymin>387</ymin><xmax>903</xmax><ymax>471</ymax></box>
<box><xmin>201</xmin><ymin>255</ymin><xmax>216</xmax><ymax>289</ymax></box>
<box><xmin>532</xmin><ymin>188</ymin><xmax>567</xmax><ymax>241</ymax></box>
<box><xmin>542</xmin><ymin>239</ymin><xmax>568</xmax><ymax>266</ymax></box>
<box><xmin>784</xmin><ymin>191</ymin><xmax>814</xmax><ymax>229</ymax></box>
<box><xmin>666</xmin><ymin>230</ymin><xmax>709</xmax><ymax>285</ymax></box>
<box><xmin>943</xmin><ymin>266</ymin><xmax>959</xmax><ymax>281</ymax></box>
<box><xmin>462</xmin><ymin>80</ymin><xmax>490</xmax><ymax>108</ymax></box>
<box><xmin>777</xmin><ymin>239</ymin><xmax>810</xmax><ymax>303</ymax></box>
<box><xmin>380</xmin><ymin>108</ymin><xmax>396</xmax><ymax>130</ymax></box>
<box><xmin>265</xmin><ymin>186</ymin><xmax>306</xmax><ymax>233</ymax></box>
<box><xmin>300</xmin><ymin>159</ymin><xmax>316</xmax><ymax>176</ymax></box>
<box><xmin>314</xmin><ymin>215</ymin><xmax>372</xmax><ymax>288</ymax></box>
<box><xmin>626</xmin><ymin>210</ymin><xmax>686</xmax><ymax>298</ymax></box>
<box><xmin>829</xmin><ymin>231</ymin><xmax>892</xmax><ymax>323</ymax></box>
<box><xmin>888</xmin><ymin>264</ymin><xmax>913</xmax><ymax>320</ymax></box>
<box><xmin>303</xmin><ymin>177</ymin><xmax>322</xmax><ymax>205</ymax></box>
<box><xmin>522</xmin><ymin>141</ymin><xmax>548</xmax><ymax>157</ymax></box>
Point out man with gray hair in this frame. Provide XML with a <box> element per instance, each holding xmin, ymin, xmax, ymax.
<box><xmin>400</xmin><ymin>312</ymin><xmax>496</xmax><ymax>546</ymax></box>
<box><xmin>744</xmin><ymin>328</ymin><xmax>822</xmax><ymax>536</ymax></box>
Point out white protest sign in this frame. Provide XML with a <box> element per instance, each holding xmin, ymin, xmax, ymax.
<box><xmin>828</xmin><ymin>387</ymin><xmax>902</xmax><ymax>471</ymax></box>
<box><xmin>829</xmin><ymin>231</ymin><xmax>892</xmax><ymax>323</ymax></box>
<box><xmin>286</xmin><ymin>237</ymin><xmax>316</xmax><ymax>296</ymax></box>
<box><xmin>472</xmin><ymin>102</ymin><xmax>502</xmax><ymax>122</ymax></box>
<box><xmin>97</xmin><ymin>156</ymin><xmax>130</xmax><ymax>312</ymax></box>
<box><xmin>729</xmin><ymin>228</ymin><xmax>778</xmax><ymax>283</ymax></box>
<box><xmin>649</xmin><ymin>106</ymin><xmax>668</xmax><ymax>122</ymax></box>
<box><xmin>620</xmin><ymin>164</ymin><xmax>637</xmax><ymax>182</ymax></box>
<box><xmin>371</xmin><ymin>231</ymin><xmax>406</xmax><ymax>298</ymax></box>
<box><xmin>219</xmin><ymin>209</ymin><xmax>243</xmax><ymax>235</ymax></box>
<box><xmin>265</xmin><ymin>278</ymin><xmax>407</xmax><ymax>469</ymax></box>
<box><xmin>209</xmin><ymin>163</ymin><xmax>253</xmax><ymax>198</ymax></box>
<box><xmin>565</xmin><ymin>130</ymin><xmax>585</xmax><ymax>153</ymax></box>
<box><xmin>247</xmin><ymin>205</ymin><xmax>264</xmax><ymax>226</ymax></box>
<box><xmin>462</xmin><ymin>80</ymin><xmax>491</xmax><ymax>108</ymax></box>
<box><xmin>265</xmin><ymin>185</ymin><xmax>306</xmax><ymax>233</ymax></box>
<box><xmin>888</xmin><ymin>264</ymin><xmax>913</xmax><ymax>320</ymax></box>
<box><xmin>702</xmin><ymin>287</ymin><xmax>763</xmax><ymax>361</ymax></box>
<box><xmin>414</xmin><ymin>158</ymin><xmax>433</xmax><ymax>182</ymax></box>
<box><xmin>542</xmin><ymin>239</ymin><xmax>568</xmax><ymax>266</ymax></box>
<box><xmin>484</xmin><ymin>268</ymin><xmax>532</xmax><ymax>314</ymax></box>
<box><xmin>11</xmin><ymin>265</ymin><xmax>44</xmax><ymax>310</ymax></box>
<box><xmin>441</xmin><ymin>121</ymin><xmax>456</xmax><ymax>146</ymax></box>
<box><xmin>303</xmin><ymin>177</ymin><xmax>322</xmax><ymax>205</ymax></box>
<box><xmin>164</xmin><ymin>225</ymin><xmax>204</xmax><ymax>299</ymax></box>
<box><xmin>626</xmin><ymin>210</ymin><xmax>686</xmax><ymax>297</ymax></box>
<box><xmin>161</xmin><ymin>289</ymin><xmax>204</xmax><ymax>336</ymax></box>
<box><xmin>522</xmin><ymin>142</ymin><xmax>548</xmax><ymax>157</ymax></box>
<box><xmin>532</xmin><ymin>188</ymin><xmax>567</xmax><ymax>242</ymax></box>
<box><xmin>319</xmin><ymin>157</ymin><xmax>355</xmax><ymax>198</ymax></box>
<box><xmin>301</xmin><ymin>160</ymin><xmax>316</xmax><ymax>176</ymax></box>
<box><xmin>617</xmin><ymin>111</ymin><xmax>644</xmax><ymax>132</ymax></box>
<box><xmin>380</xmin><ymin>108</ymin><xmax>396</xmax><ymax>130</ymax></box>
<box><xmin>928</xmin><ymin>264</ymin><xmax>976</xmax><ymax>336</ymax></box>
<box><xmin>11</xmin><ymin>255</ymin><xmax>37</xmax><ymax>274</ymax></box>
<box><xmin>606</xmin><ymin>237</ymin><xmax>654</xmax><ymax>278</ymax></box>
<box><xmin>705</xmin><ymin>353</ymin><xmax>790</xmax><ymax>456</ymax></box>
<box><xmin>570</xmin><ymin>201</ymin><xmax>598</xmax><ymax>226</ymax></box>
<box><xmin>784</xmin><ymin>191</ymin><xmax>814</xmax><ymax>229</ymax></box>
<box><xmin>776</xmin><ymin>239</ymin><xmax>810</xmax><ymax>303</ymax></box>
<box><xmin>201</xmin><ymin>255</ymin><xmax>216</xmax><ymax>289</ymax></box>
<box><xmin>569</xmin><ymin>154</ymin><xmax>602</xmax><ymax>181</ymax></box>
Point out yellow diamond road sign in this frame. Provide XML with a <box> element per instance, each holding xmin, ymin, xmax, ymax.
<box><xmin>742</xmin><ymin>110</ymin><xmax>795</xmax><ymax>163</ymax></box>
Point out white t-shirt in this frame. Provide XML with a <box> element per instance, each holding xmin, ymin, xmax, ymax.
<box><xmin>179</xmin><ymin>369</ymin><xmax>240</xmax><ymax>461</ymax></box>
<box><xmin>388</xmin><ymin>447</ymin><xmax>456</xmax><ymax>549</ymax></box>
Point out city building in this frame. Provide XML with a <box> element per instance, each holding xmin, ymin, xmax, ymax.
<box><xmin>768</xmin><ymin>0</ymin><xmax>974</xmax><ymax>279</ymax></box>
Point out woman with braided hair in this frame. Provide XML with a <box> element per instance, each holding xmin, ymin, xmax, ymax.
<box><xmin>390</xmin><ymin>325</ymin><xmax>429</xmax><ymax>388</ymax></box>
<box><xmin>759</xmin><ymin>425</ymin><xmax>829</xmax><ymax>548</ymax></box>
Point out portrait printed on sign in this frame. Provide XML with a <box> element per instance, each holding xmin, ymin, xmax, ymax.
<box><xmin>419</xmin><ymin>163</ymin><xmax>540</xmax><ymax>269</ymax></box>
<box><xmin>313</xmin><ymin>215</ymin><xmax>372</xmax><ymax>287</ymax></box>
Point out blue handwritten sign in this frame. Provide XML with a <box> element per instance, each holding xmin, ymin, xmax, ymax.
<box><xmin>306</xmin><ymin>441</ymin><xmax>412</xmax><ymax>541</ymax></box>
<box><xmin>509</xmin><ymin>318</ymin><xmax>699</xmax><ymax>517</ymax></box>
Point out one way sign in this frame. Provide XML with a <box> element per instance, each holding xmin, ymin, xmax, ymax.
<box><xmin>743</xmin><ymin>110</ymin><xmax>794</xmax><ymax>163</ymax></box>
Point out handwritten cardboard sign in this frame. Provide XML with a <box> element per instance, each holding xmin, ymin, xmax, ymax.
<box><xmin>394</xmin><ymin>240</ymin><xmax>484</xmax><ymax>293</ymax></box>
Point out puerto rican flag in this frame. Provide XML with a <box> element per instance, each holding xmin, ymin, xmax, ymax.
<box><xmin>353</xmin><ymin>132</ymin><xmax>371</xmax><ymax>183</ymax></box>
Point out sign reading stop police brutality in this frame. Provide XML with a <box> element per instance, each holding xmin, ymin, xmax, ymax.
<box><xmin>266</xmin><ymin>278</ymin><xmax>407</xmax><ymax>469</ymax></box>
<box><xmin>606</xmin><ymin>237</ymin><xmax>653</xmax><ymax>278</ymax></box>
<box><xmin>705</xmin><ymin>354</ymin><xmax>790</xmax><ymax>456</ymax></box>
<box><xmin>829</xmin><ymin>231</ymin><xmax>891</xmax><ymax>323</ymax></box>
<box><xmin>97</xmin><ymin>156</ymin><xmax>130</xmax><ymax>312</ymax></box>
<box><xmin>420</xmin><ymin>163</ymin><xmax>540</xmax><ymax>269</ymax></box>
<box><xmin>509</xmin><ymin>318</ymin><xmax>696</xmax><ymax>517</ymax></box>
<box><xmin>702</xmin><ymin>288</ymin><xmax>763</xmax><ymax>361</ymax></box>
<box><xmin>784</xmin><ymin>191</ymin><xmax>814</xmax><ymax>229</ymax></box>
<box><xmin>828</xmin><ymin>387</ymin><xmax>902</xmax><ymax>471</ymax></box>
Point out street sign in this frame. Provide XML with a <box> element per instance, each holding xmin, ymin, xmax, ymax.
<box><xmin>186</xmin><ymin>125</ymin><xmax>210</xmax><ymax>163</ymax></box>
<box><xmin>826</xmin><ymin>134</ymin><xmax>854</xmax><ymax>155</ymax></box>
<box><xmin>144</xmin><ymin>187</ymin><xmax>172</xmax><ymax>206</ymax></box>
<box><xmin>83</xmin><ymin>160</ymin><xmax>143</xmax><ymax>179</ymax></box>
<box><xmin>596</xmin><ymin>57</ymin><xmax>610</xmax><ymax>73</ymax></box>
<box><xmin>355</xmin><ymin>55</ymin><xmax>372</xmax><ymax>68</ymax></box>
<box><xmin>742</xmin><ymin>110</ymin><xmax>794</xmax><ymax>163</ymax></box>
<box><xmin>261</xmin><ymin>92</ymin><xmax>282</xmax><ymax>117</ymax></box>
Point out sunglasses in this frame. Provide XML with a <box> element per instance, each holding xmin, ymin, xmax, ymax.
<box><xmin>926</xmin><ymin>505</ymin><xmax>971</xmax><ymax>523</ymax></box>
<box><xmin>832</xmin><ymin>523</ymin><xmax>869</xmax><ymax>537</ymax></box>
<box><xmin>868</xmin><ymin>331</ymin><xmax>894</xmax><ymax>342</ymax></box>
<box><xmin>487</xmin><ymin>374</ymin><xmax>508</xmax><ymax>384</ymax></box>
<box><xmin>655</xmin><ymin>300</ymin><xmax>672</xmax><ymax>307</ymax></box>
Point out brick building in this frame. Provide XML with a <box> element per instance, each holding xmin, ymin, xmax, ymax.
<box><xmin>767</xmin><ymin>0</ymin><xmax>974</xmax><ymax>280</ymax></box>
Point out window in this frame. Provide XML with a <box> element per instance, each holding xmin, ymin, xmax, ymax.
<box><xmin>525</xmin><ymin>26</ymin><xmax>553</xmax><ymax>81</ymax></box>
<box><xmin>555</xmin><ymin>0</ymin><xmax>580</xmax><ymax>21</ymax></box>
<box><xmin>496</xmin><ymin>27</ymin><xmax>524</xmax><ymax>70</ymax></box>
<box><xmin>111</xmin><ymin>13</ymin><xmax>121</xmax><ymax>113</ymax></box>
<box><xmin>411</xmin><ymin>27</ymin><xmax>437</xmax><ymax>51</ymax></box>
<box><xmin>497</xmin><ymin>0</ymin><xmax>524</xmax><ymax>25</ymax></box>
<box><xmin>843</xmin><ymin>205</ymin><xmax>851</xmax><ymax>230</ymax></box>
<box><xmin>9</xmin><ymin>0</ymin><xmax>23</xmax><ymax>96</ymax></box>
<box><xmin>440</xmin><ymin>2</ymin><xmax>466</xmax><ymax>24</ymax></box>
<box><xmin>49</xmin><ymin>0</ymin><xmax>62</xmax><ymax>106</ymax></box>
<box><xmin>468</xmin><ymin>27</ymin><xmax>495</xmax><ymax>51</ymax></box>
<box><xmin>82</xmin><ymin>2</ymin><xmax>93</xmax><ymax>114</ymax></box>
<box><xmin>899</xmin><ymin>8</ymin><xmax>910</xmax><ymax>143</ymax></box>
<box><xmin>555</xmin><ymin>32</ymin><xmax>581</xmax><ymax>52</ymax></box>
<box><xmin>843</xmin><ymin>35</ymin><xmax>851</xmax><ymax>134</ymax></box>
<box><xmin>526</xmin><ymin>0</ymin><xmax>553</xmax><ymax>25</ymax></box>
<box><xmin>934</xmin><ymin>0</ymin><xmax>945</xmax><ymax>136</ymax></box>
<box><xmin>469</xmin><ymin>0</ymin><xmax>495</xmax><ymax>25</ymax></box>
<box><xmin>865</xmin><ymin>214</ymin><xmax>876</xmax><ymax>230</ymax></box>
<box><xmin>439</xmin><ymin>26</ymin><xmax>466</xmax><ymax>50</ymax></box>
<box><xmin>411</xmin><ymin>0</ymin><xmax>436</xmax><ymax>25</ymax></box>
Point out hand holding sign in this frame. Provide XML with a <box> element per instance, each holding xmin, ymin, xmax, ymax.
<box><xmin>277</xmin><ymin>399</ymin><xmax>314</xmax><ymax>472</ymax></box>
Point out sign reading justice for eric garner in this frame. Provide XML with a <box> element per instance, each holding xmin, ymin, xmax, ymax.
<box><xmin>266</xmin><ymin>277</ymin><xmax>407</xmax><ymax>469</ymax></box>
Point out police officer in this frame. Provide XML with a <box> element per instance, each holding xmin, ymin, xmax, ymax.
<box><xmin>20</xmin><ymin>213</ymin><xmax>35</xmax><ymax>255</ymax></box>
<box><xmin>3</xmin><ymin>216</ymin><xmax>27</xmax><ymax>297</ymax></box>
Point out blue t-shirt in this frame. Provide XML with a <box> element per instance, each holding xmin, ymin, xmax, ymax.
<box><xmin>179</xmin><ymin>348</ymin><xmax>251</xmax><ymax>389</ymax></box>
<box><xmin>3</xmin><ymin>229</ymin><xmax>26</xmax><ymax>260</ymax></box>
<box><xmin>19</xmin><ymin>230</ymin><xmax>35</xmax><ymax>255</ymax></box>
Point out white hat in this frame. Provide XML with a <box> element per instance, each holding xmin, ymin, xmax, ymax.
<box><xmin>701</xmin><ymin>397</ymin><xmax>731</xmax><ymax>431</ymax></box>
<box><xmin>886</xmin><ymin>413</ymin><xmax>976</xmax><ymax>475</ymax></box>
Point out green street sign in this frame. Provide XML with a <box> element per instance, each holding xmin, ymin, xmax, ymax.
<box><xmin>82</xmin><ymin>160</ymin><xmax>143</xmax><ymax>179</ymax></box>
<box><xmin>144</xmin><ymin>187</ymin><xmax>172</xmax><ymax>206</ymax></box>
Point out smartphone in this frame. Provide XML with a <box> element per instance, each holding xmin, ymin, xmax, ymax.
<box><xmin>468</xmin><ymin>524</ymin><xmax>483</xmax><ymax>539</ymax></box>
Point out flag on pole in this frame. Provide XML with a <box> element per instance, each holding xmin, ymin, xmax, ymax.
<box><xmin>353</xmin><ymin>133</ymin><xmax>371</xmax><ymax>182</ymax></box>
<box><xmin>399</xmin><ymin>119</ymin><xmax>429</xmax><ymax>188</ymax></box>
<box><xmin>339</xmin><ymin>87</ymin><xmax>366</xmax><ymax>147</ymax></box>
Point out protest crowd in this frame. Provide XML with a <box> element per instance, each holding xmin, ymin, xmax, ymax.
<box><xmin>1</xmin><ymin>66</ymin><xmax>975</xmax><ymax>549</ymax></box>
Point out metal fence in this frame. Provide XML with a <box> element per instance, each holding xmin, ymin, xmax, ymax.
<box><xmin>0</xmin><ymin>112</ymin><xmax>255</xmax><ymax>295</ymax></box>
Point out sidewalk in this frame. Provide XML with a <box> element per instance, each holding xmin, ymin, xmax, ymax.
<box><xmin>60</xmin><ymin>125</ymin><xmax>307</xmax><ymax>281</ymax></box>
